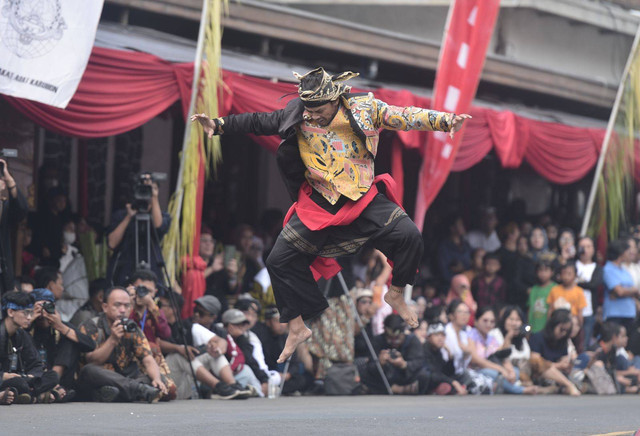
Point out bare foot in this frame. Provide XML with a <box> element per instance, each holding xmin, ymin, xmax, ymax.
<box><xmin>566</xmin><ymin>384</ymin><xmax>581</xmax><ymax>397</ymax></box>
<box><xmin>384</xmin><ymin>288</ymin><xmax>418</xmax><ymax>328</ymax></box>
<box><xmin>277</xmin><ymin>326</ymin><xmax>312</xmax><ymax>363</ymax></box>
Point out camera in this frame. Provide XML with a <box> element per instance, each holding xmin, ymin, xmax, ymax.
<box><xmin>120</xmin><ymin>318</ymin><xmax>138</xmax><ymax>333</ymax></box>
<box><xmin>389</xmin><ymin>349</ymin><xmax>400</xmax><ymax>359</ymax></box>
<box><xmin>42</xmin><ymin>301</ymin><xmax>55</xmax><ymax>315</ymax></box>
<box><xmin>135</xmin><ymin>285</ymin><xmax>150</xmax><ymax>298</ymax></box>
<box><xmin>0</xmin><ymin>148</ymin><xmax>18</xmax><ymax>175</ymax></box>
<box><xmin>131</xmin><ymin>173</ymin><xmax>153</xmax><ymax>211</ymax></box>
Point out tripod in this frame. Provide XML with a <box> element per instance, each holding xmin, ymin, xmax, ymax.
<box><xmin>134</xmin><ymin>212</ymin><xmax>152</xmax><ymax>271</ymax></box>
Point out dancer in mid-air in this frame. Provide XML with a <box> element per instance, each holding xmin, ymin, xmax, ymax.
<box><xmin>192</xmin><ymin>68</ymin><xmax>470</xmax><ymax>363</ymax></box>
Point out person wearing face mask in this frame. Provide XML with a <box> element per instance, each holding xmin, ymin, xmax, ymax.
<box><xmin>0</xmin><ymin>159</ymin><xmax>27</xmax><ymax>297</ymax></box>
<box><xmin>56</xmin><ymin>218</ymin><xmax>89</xmax><ymax>322</ymax></box>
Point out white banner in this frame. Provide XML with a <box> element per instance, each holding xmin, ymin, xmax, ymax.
<box><xmin>0</xmin><ymin>0</ymin><xmax>104</xmax><ymax>108</ymax></box>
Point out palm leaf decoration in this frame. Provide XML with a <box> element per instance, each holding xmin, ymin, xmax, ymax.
<box><xmin>162</xmin><ymin>0</ymin><xmax>228</xmax><ymax>283</ymax></box>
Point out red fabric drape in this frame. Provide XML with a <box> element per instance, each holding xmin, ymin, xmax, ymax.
<box><xmin>2</xmin><ymin>45</ymin><xmax>610</xmax><ymax>188</ymax></box>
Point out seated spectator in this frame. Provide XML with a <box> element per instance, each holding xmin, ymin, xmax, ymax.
<box><xmin>71</xmin><ymin>278</ymin><xmax>106</xmax><ymax>327</ymax></box>
<box><xmin>423</xmin><ymin>322</ymin><xmax>467</xmax><ymax>395</ymax></box>
<box><xmin>200</xmin><ymin>227</ymin><xmax>232</xmax><ymax>313</ymax></box>
<box><xmin>575</xmin><ymin>236</ymin><xmax>603</xmax><ymax>348</ymax></box>
<box><xmin>29</xmin><ymin>288</ymin><xmax>96</xmax><ymax>401</ymax></box>
<box><xmin>159</xmin><ymin>294</ymin><xmax>249</xmax><ymax>400</ymax></box>
<box><xmin>77</xmin><ymin>287</ymin><xmax>170</xmax><ymax>403</ymax></box>
<box><xmin>361</xmin><ymin>314</ymin><xmax>429</xmax><ymax>395</ymax></box>
<box><xmin>352</xmin><ymin>288</ymin><xmax>375</xmax><ymax>359</ymax></box>
<box><xmin>527</xmin><ymin>261</ymin><xmax>556</xmax><ymax>334</ymax></box>
<box><xmin>529</xmin><ymin>309</ymin><xmax>581</xmax><ymax>396</ymax></box>
<box><xmin>603</xmin><ymin>239</ymin><xmax>639</xmax><ymax>332</ymax></box>
<box><xmin>58</xmin><ymin>217</ymin><xmax>90</xmax><ymax>319</ymax></box>
<box><xmin>471</xmin><ymin>253</ymin><xmax>506</xmax><ymax>310</ymax></box>
<box><xmin>445</xmin><ymin>275</ymin><xmax>477</xmax><ymax>325</ymax></box>
<box><xmin>127</xmin><ymin>270</ymin><xmax>176</xmax><ymax>400</ymax></box>
<box><xmin>414</xmin><ymin>319</ymin><xmax>428</xmax><ymax>345</ymax></box>
<box><xmin>437</xmin><ymin>214</ymin><xmax>472</xmax><ymax>285</ymax></box>
<box><xmin>463</xmin><ymin>248</ymin><xmax>485</xmax><ymax>285</ymax></box>
<box><xmin>586</xmin><ymin>322</ymin><xmax>629</xmax><ymax>393</ymax></box>
<box><xmin>221</xmin><ymin>308</ymin><xmax>268</xmax><ymax>396</ymax></box>
<box><xmin>468</xmin><ymin>307</ymin><xmax>535</xmax><ymax>394</ymax></box>
<box><xmin>422</xmin><ymin>280</ymin><xmax>443</xmax><ymax>309</ymax></box>
<box><xmin>16</xmin><ymin>276</ymin><xmax>35</xmax><ymax>293</ymax></box>
<box><xmin>236</xmin><ymin>298</ymin><xmax>272</xmax><ymax>388</ymax></box>
<box><xmin>254</xmin><ymin>306</ymin><xmax>311</xmax><ymax>395</ymax></box>
<box><xmin>546</xmin><ymin>263</ymin><xmax>587</xmax><ymax>326</ymax></box>
<box><xmin>466</xmin><ymin>207</ymin><xmax>501</xmax><ymax>252</ymax></box>
<box><xmin>610</xmin><ymin>322</ymin><xmax>640</xmax><ymax>392</ymax></box>
<box><xmin>0</xmin><ymin>291</ymin><xmax>59</xmax><ymax>403</ymax></box>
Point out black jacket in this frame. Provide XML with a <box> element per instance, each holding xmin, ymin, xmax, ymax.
<box><xmin>222</xmin><ymin>94</ymin><xmax>370</xmax><ymax>201</ymax></box>
<box><xmin>234</xmin><ymin>333</ymin><xmax>269</xmax><ymax>384</ymax></box>
<box><xmin>423</xmin><ymin>342</ymin><xmax>455</xmax><ymax>386</ymax></box>
<box><xmin>0</xmin><ymin>322</ymin><xmax>43</xmax><ymax>380</ymax></box>
<box><xmin>368</xmin><ymin>333</ymin><xmax>425</xmax><ymax>377</ymax></box>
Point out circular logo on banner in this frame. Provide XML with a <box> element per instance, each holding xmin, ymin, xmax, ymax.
<box><xmin>0</xmin><ymin>0</ymin><xmax>67</xmax><ymax>59</ymax></box>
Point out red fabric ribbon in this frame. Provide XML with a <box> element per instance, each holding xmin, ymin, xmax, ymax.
<box><xmin>283</xmin><ymin>174</ymin><xmax>402</xmax><ymax>280</ymax></box>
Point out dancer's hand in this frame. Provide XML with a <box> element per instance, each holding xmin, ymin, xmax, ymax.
<box><xmin>190</xmin><ymin>113</ymin><xmax>218</xmax><ymax>138</ymax></box>
<box><xmin>449</xmin><ymin>114</ymin><xmax>472</xmax><ymax>139</ymax></box>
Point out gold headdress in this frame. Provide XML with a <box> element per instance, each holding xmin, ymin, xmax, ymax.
<box><xmin>293</xmin><ymin>67</ymin><xmax>359</xmax><ymax>106</ymax></box>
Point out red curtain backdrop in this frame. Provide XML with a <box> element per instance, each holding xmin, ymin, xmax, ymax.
<box><xmin>3</xmin><ymin>45</ymin><xmax>609</xmax><ymax>186</ymax></box>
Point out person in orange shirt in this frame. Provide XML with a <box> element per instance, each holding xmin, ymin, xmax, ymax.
<box><xmin>547</xmin><ymin>263</ymin><xmax>587</xmax><ymax>326</ymax></box>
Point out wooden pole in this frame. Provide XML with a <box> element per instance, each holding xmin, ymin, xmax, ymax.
<box><xmin>580</xmin><ymin>24</ymin><xmax>640</xmax><ymax>237</ymax></box>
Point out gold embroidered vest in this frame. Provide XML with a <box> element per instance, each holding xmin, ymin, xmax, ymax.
<box><xmin>297</xmin><ymin>106</ymin><xmax>374</xmax><ymax>205</ymax></box>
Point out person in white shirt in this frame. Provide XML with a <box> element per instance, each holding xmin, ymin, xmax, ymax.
<box><xmin>467</xmin><ymin>207</ymin><xmax>501</xmax><ymax>253</ymax></box>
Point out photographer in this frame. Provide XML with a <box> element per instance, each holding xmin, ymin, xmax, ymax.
<box><xmin>361</xmin><ymin>314</ymin><xmax>430</xmax><ymax>395</ymax></box>
<box><xmin>126</xmin><ymin>270</ymin><xmax>176</xmax><ymax>400</ymax></box>
<box><xmin>29</xmin><ymin>288</ymin><xmax>96</xmax><ymax>401</ymax></box>
<box><xmin>77</xmin><ymin>286</ymin><xmax>170</xmax><ymax>403</ymax></box>
<box><xmin>0</xmin><ymin>159</ymin><xmax>28</xmax><ymax>295</ymax></box>
<box><xmin>106</xmin><ymin>173</ymin><xmax>170</xmax><ymax>286</ymax></box>
<box><xmin>0</xmin><ymin>291</ymin><xmax>59</xmax><ymax>403</ymax></box>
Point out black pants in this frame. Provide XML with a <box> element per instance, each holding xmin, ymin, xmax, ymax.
<box><xmin>78</xmin><ymin>364</ymin><xmax>157</xmax><ymax>402</ymax></box>
<box><xmin>267</xmin><ymin>193</ymin><xmax>423</xmax><ymax>323</ymax></box>
<box><xmin>0</xmin><ymin>370</ymin><xmax>59</xmax><ymax>396</ymax></box>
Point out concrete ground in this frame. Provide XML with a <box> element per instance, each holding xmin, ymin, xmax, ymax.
<box><xmin>4</xmin><ymin>395</ymin><xmax>640</xmax><ymax>436</ymax></box>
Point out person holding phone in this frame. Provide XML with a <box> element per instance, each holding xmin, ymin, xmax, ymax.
<box><xmin>0</xmin><ymin>159</ymin><xmax>27</xmax><ymax>296</ymax></box>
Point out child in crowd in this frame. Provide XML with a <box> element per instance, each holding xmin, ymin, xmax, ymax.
<box><xmin>611</xmin><ymin>323</ymin><xmax>640</xmax><ymax>391</ymax></box>
<box><xmin>528</xmin><ymin>261</ymin><xmax>556</xmax><ymax>333</ymax></box>
<box><xmin>546</xmin><ymin>263</ymin><xmax>587</xmax><ymax>327</ymax></box>
<box><xmin>471</xmin><ymin>253</ymin><xmax>506</xmax><ymax>309</ymax></box>
<box><xmin>422</xmin><ymin>323</ymin><xmax>468</xmax><ymax>395</ymax></box>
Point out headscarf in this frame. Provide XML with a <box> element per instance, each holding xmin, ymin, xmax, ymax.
<box><xmin>529</xmin><ymin>226</ymin><xmax>552</xmax><ymax>262</ymax></box>
<box><xmin>293</xmin><ymin>67</ymin><xmax>359</xmax><ymax>107</ymax></box>
<box><xmin>31</xmin><ymin>288</ymin><xmax>55</xmax><ymax>302</ymax></box>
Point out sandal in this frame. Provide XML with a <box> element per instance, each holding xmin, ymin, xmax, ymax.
<box><xmin>0</xmin><ymin>388</ymin><xmax>16</xmax><ymax>405</ymax></box>
<box><xmin>14</xmin><ymin>392</ymin><xmax>32</xmax><ymax>404</ymax></box>
<box><xmin>35</xmin><ymin>391</ymin><xmax>55</xmax><ymax>404</ymax></box>
<box><xmin>51</xmin><ymin>387</ymin><xmax>75</xmax><ymax>403</ymax></box>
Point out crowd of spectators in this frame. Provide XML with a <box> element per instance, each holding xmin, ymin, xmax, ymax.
<box><xmin>2</xmin><ymin>157</ymin><xmax>640</xmax><ymax>405</ymax></box>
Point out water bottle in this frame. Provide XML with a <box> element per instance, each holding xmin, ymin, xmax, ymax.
<box><xmin>267</xmin><ymin>376</ymin><xmax>278</xmax><ymax>399</ymax></box>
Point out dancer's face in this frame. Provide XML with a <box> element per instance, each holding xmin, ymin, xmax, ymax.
<box><xmin>303</xmin><ymin>100</ymin><xmax>340</xmax><ymax>126</ymax></box>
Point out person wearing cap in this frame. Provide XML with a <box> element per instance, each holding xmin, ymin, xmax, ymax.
<box><xmin>236</xmin><ymin>298</ymin><xmax>271</xmax><ymax>384</ymax></box>
<box><xmin>0</xmin><ymin>291</ymin><xmax>60</xmax><ymax>403</ymax></box>
<box><xmin>352</xmin><ymin>288</ymin><xmax>375</xmax><ymax>359</ymax></box>
<box><xmin>361</xmin><ymin>314</ymin><xmax>430</xmax><ymax>395</ymax></box>
<box><xmin>29</xmin><ymin>288</ymin><xmax>96</xmax><ymax>401</ymax></box>
<box><xmin>160</xmin><ymin>294</ymin><xmax>250</xmax><ymax>400</ymax></box>
<box><xmin>423</xmin><ymin>322</ymin><xmax>467</xmax><ymax>395</ymax></box>
<box><xmin>221</xmin><ymin>308</ymin><xmax>268</xmax><ymax>396</ymax></box>
<box><xmin>192</xmin><ymin>68</ymin><xmax>471</xmax><ymax>363</ymax></box>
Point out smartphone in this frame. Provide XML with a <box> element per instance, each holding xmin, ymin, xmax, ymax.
<box><xmin>224</xmin><ymin>245</ymin><xmax>236</xmax><ymax>266</ymax></box>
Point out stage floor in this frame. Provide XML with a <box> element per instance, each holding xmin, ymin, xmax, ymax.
<box><xmin>5</xmin><ymin>394</ymin><xmax>638</xmax><ymax>435</ymax></box>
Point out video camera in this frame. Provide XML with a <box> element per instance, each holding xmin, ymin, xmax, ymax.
<box><xmin>132</xmin><ymin>173</ymin><xmax>153</xmax><ymax>211</ymax></box>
